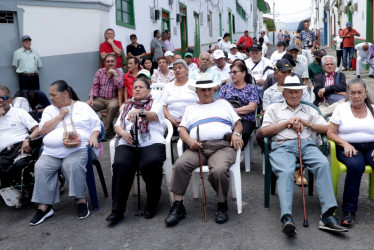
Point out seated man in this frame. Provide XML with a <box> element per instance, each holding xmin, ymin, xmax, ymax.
<box><xmin>261</xmin><ymin>77</ymin><xmax>348</xmax><ymax>236</ymax></box>
<box><xmin>87</xmin><ymin>54</ymin><xmax>124</xmax><ymax>141</ymax></box>
<box><xmin>313</xmin><ymin>55</ymin><xmax>347</xmax><ymax>118</ymax></box>
<box><xmin>355</xmin><ymin>42</ymin><xmax>374</xmax><ymax>78</ymax></box>
<box><xmin>308</xmin><ymin>50</ymin><xmax>325</xmax><ymax>86</ymax></box>
<box><xmin>164</xmin><ymin>74</ymin><xmax>243</xmax><ymax>226</ymax></box>
<box><xmin>0</xmin><ymin>86</ymin><xmax>39</xmax><ymax>186</ymax></box>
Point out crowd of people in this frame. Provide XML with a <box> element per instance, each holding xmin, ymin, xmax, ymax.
<box><xmin>1</xmin><ymin>23</ymin><xmax>374</xmax><ymax>238</ymax></box>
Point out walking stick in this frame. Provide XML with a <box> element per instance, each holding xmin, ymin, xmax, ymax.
<box><xmin>297</xmin><ymin>131</ymin><xmax>309</xmax><ymax>227</ymax></box>
<box><xmin>131</xmin><ymin>113</ymin><xmax>146</xmax><ymax>217</ymax></box>
<box><xmin>196</xmin><ymin>125</ymin><xmax>207</xmax><ymax>222</ymax></box>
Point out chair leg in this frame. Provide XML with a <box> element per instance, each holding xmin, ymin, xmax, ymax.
<box><xmin>308</xmin><ymin>170</ymin><xmax>314</xmax><ymax>196</ymax></box>
<box><xmin>230</xmin><ymin>168</ymin><xmax>242</xmax><ymax>214</ymax></box>
<box><xmin>271</xmin><ymin>172</ymin><xmax>277</xmax><ymax>195</ymax></box>
<box><xmin>86</xmin><ymin>150</ymin><xmax>99</xmax><ymax>211</ymax></box>
<box><xmin>369</xmin><ymin>172</ymin><xmax>374</xmax><ymax>200</ymax></box>
<box><xmin>192</xmin><ymin>172</ymin><xmax>199</xmax><ymax>198</ymax></box>
<box><xmin>244</xmin><ymin>140</ymin><xmax>250</xmax><ymax>172</ymax></box>
<box><xmin>93</xmin><ymin>160</ymin><xmax>108</xmax><ymax>197</ymax></box>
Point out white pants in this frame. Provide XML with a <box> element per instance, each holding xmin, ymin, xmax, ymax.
<box><xmin>356</xmin><ymin>56</ymin><xmax>374</xmax><ymax>76</ymax></box>
<box><xmin>302</xmin><ymin>49</ymin><xmax>314</xmax><ymax>65</ymax></box>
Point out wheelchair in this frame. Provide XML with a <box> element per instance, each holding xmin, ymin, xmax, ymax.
<box><xmin>0</xmin><ymin>136</ymin><xmax>66</xmax><ymax>208</ymax></box>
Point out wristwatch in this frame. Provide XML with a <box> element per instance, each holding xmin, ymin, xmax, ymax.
<box><xmin>233</xmin><ymin>132</ymin><xmax>242</xmax><ymax>137</ymax></box>
<box><xmin>25</xmin><ymin>136</ymin><xmax>31</xmax><ymax>141</ymax></box>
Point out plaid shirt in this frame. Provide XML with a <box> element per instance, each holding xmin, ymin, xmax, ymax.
<box><xmin>89</xmin><ymin>68</ymin><xmax>124</xmax><ymax>99</ymax></box>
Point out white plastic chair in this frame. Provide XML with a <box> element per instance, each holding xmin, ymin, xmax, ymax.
<box><xmin>241</xmin><ymin>133</ymin><xmax>254</xmax><ymax>172</ymax></box>
<box><xmin>150</xmin><ymin>82</ymin><xmax>166</xmax><ymax>103</ymax></box>
<box><xmin>176</xmin><ymin>139</ymin><xmax>243</xmax><ymax>214</ymax></box>
<box><xmin>109</xmin><ymin>119</ymin><xmax>174</xmax><ymax>206</ymax></box>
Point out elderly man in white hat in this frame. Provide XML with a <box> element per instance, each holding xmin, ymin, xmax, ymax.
<box><xmin>165</xmin><ymin>74</ymin><xmax>243</xmax><ymax>226</ymax></box>
<box><xmin>261</xmin><ymin>75</ymin><xmax>348</xmax><ymax>236</ymax></box>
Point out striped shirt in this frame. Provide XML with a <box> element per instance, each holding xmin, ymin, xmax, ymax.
<box><xmin>89</xmin><ymin>68</ymin><xmax>124</xmax><ymax>99</ymax></box>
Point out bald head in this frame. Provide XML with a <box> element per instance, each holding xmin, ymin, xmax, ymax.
<box><xmin>363</xmin><ymin>43</ymin><xmax>369</xmax><ymax>51</ymax></box>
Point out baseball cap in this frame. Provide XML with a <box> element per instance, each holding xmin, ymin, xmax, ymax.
<box><xmin>346</xmin><ymin>22</ymin><xmax>352</xmax><ymax>28</ymax></box>
<box><xmin>287</xmin><ymin>44</ymin><xmax>300</xmax><ymax>51</ymax></box>
<box><xmin>277</xmin><ymin>41</ymin><xmax>287</xmax><ymax>47</ymax></box>
<box><xmin>282</xmin><ymin>54</ymin><xmax>296</xmax><ymax>67</ymax></box>
<box><xmin>184</xmin><ymin>52</ymin><xmax>193</xmax><ymax>58</ymax></box>
<box><xmin>213</xmin><ymin>50</ymin><xmax>225</xmax><ymax>59</ymax></box>
<box><xmin>244</xmin><ymin>30</ymin><xmax>248</xmax><ymax>33</ymax></box>
<box><xmin>22</xmin><ymin>35</ymin><xmax>31</xmax><ymax>41</ymax></box>
<box><xmin>249</xmin><ymin>44</ymin><xmax>262</xmax><ymax>51</ymax></box>
<box><xmin>230</xmin><ymin>44</ymin><xmax>237</xmax><ymax>49</ymax></box>
<box><xmin>164</xmin><ymin>51</ymin><xmax>174</xmax><ymax>57</ymax></box>
<box><xmin>138</xmin><ymin>69</ymin><xmax>151</xmax><ymax>79</ymax></box>
<box><xmin>274</xmin><ymin>59</ymin><xmax>292</xmax><ymax>72</ymax></box>
<box><xmin>313</xmin><ymin>50</ymin><xmax>325</xmax><ymax>57</ymax></box>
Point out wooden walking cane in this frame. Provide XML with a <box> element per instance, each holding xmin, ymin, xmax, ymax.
<box><xmin>197</xmin><ymin>125</ymin><xmax>207</xmax><ymax>222</ymax></box>
<box><xmin>297</xmin><ymin>131</ymin><xmax>309</xmax><ymax>227</ymax></box>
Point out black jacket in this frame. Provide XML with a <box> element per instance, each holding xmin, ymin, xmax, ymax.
<box><xmin>313</xmin><ymin>72</ymin><xmax>347</xmax><ymax>105</ymax></box>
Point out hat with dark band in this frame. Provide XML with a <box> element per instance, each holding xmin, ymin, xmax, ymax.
<box><xmin>278</xmin><ymin>75</ymin><xmax>307</xmax><ymax>92</ymax></box>
<box><xmin>188</xmin><ymin>73</ymin><xmax>220</xmax><ymax>91</ymax></box>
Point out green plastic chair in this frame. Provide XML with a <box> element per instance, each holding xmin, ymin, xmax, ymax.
<box><xmin>328</xmin><ymin>140</ymin><xmax>374</xmax><ymax>200</ymax></box>
<box><xmin>264</xmin><ymin>101</ymin><xmax>328</xmax><ymax>209</ymax></box>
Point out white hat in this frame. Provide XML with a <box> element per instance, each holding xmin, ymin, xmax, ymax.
<box><xmin>164</xmin><ymin>51</ymin><xmax>174</xmax><ymax>57</ymax></box>
<box><xmin>213</xmin><ymin>49</ymin><xmax>225</xmax><ymax>59</ymax></box>
<box><xmin>137</xmin><ymin>69</ymin><xmax>151</xmax><ymax>79</ymax></box>
<box><xmin>188</xmin><ymin>73</ymin><xmax>220</xmax><ymax>91</ymax></box>
<box><xmin>277</xmin><ymin>75</ymin><xmax>307</xmax><ymax>92</ymax></box>
<box><xmin>230</xmin><ymin>44</ymin><xmax>237</xmax><ymax>49</ymax></box>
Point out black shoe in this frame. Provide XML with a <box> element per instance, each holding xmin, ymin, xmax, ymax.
<box><xmin>144</xmin><ymin>206</ymin><xmax>156</xmax><ymax>219</ymax></box>
<box><xmin>369</xmin><ymin>75</ymin><xmax>374</xmax><ymax>78</ymax></box>
<box><xmin>30</xmin><ymin>205</ymin><xmax>54</xmax><ymax>226</ymax></box>
<box><xmin>215</xmin><ymin>201</ymin><xmax>229</xmax><ymax>224</ymax></box>
<box><xmin>281</xmin><ymin>214</ymin><xmax>296</xmax><ymax>236</ymax></box>
<box><xmin>165</xmin><ymin>200</ymin><xmax>186</xmax><ymax>226</ymax></box>
<box><xmin>357</xmin><ymin>75</ymin><xmax>360</xmax><ymax>78</ymax></box>
<box><xmin>77</xmin><ymin>202</ymin><xmax>90</xmax><ymax>220</ymax></box>
<box><xmin>341</xmin><ymin>212</ymin><xmax>355</xmax><ymax>227</ymax></box>
<box><xmin>319</xmin><ymin>215</ymin><xmax>348</xmax><ymax>232</ymax></box>
<box><xmin>106</xmin><ymin>211</ymin><xmax>124</xmax><ymax>224</ymax></box>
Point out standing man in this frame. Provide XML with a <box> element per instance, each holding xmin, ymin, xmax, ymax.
<box><xmin>354</xmin><ymin>42</ymin><xmax>374</xmax><ymax>78</ymax></box>
<box><xmin>126</xmin><ymin>34</ymin><xmax>146</xmax><ymax>60</ymax></box>
<box><xmin>300</xmin><ymin>20</ymin><xmax>317</xmax><ymax>64</ymax></box>
<box><xmin>13</xmin><ymin>35</ymin><xmax>42</xmax><ymax>90</ymax></box>
<box><xmin>237</xmin><ymin>30</ymin><xmax>254</xmax><ymax>52</ymax></box>
<box><xmin>277</xmin><ymin>29</ymin><xmax>284</xmax><ymax>43</ymax></box>
<box><xmin>340</xmin><ymin>22</ymin><xmax>360</xmax><ymax>71</ymax></box>
<box><xmin>100</xmin><ymin>28</ymin><xmax>123</xmax><ymax>70</ymax></box>
<box><xmin>164</xmin><ymin>30</ymin><xmax>175</xmax><ymax>52</ymax></box>
<box><xmin>332</xmin><ymin>29</ymin><xmax>343</xmax><ymax>72</ymax></box>
<box><xmin>260</xmin><ymin>31</ymin><xmax>270</xmax><ymax>46</ymax></box>
<box><xmin>87</xmin><ymin>54</ymin><xmax>124</xmax><ymax>141</ymax></box>
<box><xmin>151</xmin><ymin>30</ymin><xmax>164</xmax><ymax>69</ymax></box>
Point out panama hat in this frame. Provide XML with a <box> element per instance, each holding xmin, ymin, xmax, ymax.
<box><xmin>278</xmin><ymin>75</ymin><xmax>307</xmax><ymax>92</ymax></box>
<box><xmin>188</xmin><ymin>73</ymin><xmax>220</xmax><ymax>91</ymax></box>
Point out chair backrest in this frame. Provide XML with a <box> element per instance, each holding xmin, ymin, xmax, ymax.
<box><xmin>150</xmin><ymin>82</ymin><xmax>166</xmax><ymax>103</ymax></box>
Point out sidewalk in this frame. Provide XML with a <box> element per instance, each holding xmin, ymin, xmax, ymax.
<box><xmin>323</xmin><ymin>46</ymin><xmax>374</xmax><ymax>100</ymax></box>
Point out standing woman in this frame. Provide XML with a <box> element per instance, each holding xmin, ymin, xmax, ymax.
<box><xmin>160</xmin><ymin>59</ymin><xmax>198</xmax><ymax>133</ymax></box>
<box><xmin>218</xmin><ymin>33</ymin><xmax>232</xmax><ymax>53</ymax></box>
<box><xmin>270</xmin><ymin>41</ymin><xmax>287</xmax><ymax>66</ymax></box>
<box><xmin>219</xmin><ymin>60</ymin><xmax>259</xmax><ymax>148</ymax></box>
<box><xmin>122</xmin><ymin>57</ymin><xmax>140</xmax><ymax>104</ymax></box>
<box><xmin>327</xmin><ymin>78</ymin><xmax>374</xmax><ymax>226</ymax></box>
<box><xmin>30</xmin><ymin>80</ymin><xmax>101</xmax><ymax>226</ymax></box>
<box><xmin>106</xmin><ymin>78</ymin><xmax>166</xmax><ymax>223</ymax></box>
<box><xmin>151</xmin><ymin>56</ymin><xmax>175</xmax><ymax>84</ymax></box>
<box><xmin>141</xmin><ymin>56</ymin><xmax>154</xmax><ymax>75</ymax></box>
<box><xmin>332</xmin><ymin>29</ymin><xmax>343</xmax><ymax>71</ymax></box>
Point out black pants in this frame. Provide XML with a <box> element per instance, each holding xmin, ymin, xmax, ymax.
<box><xmin>111</xmin><ymin>143</ymin><xmax>166</xmax><ymax>213</ymax></box>
<box><xmin>242</xmin><ymin>120</ymin><xmax>256</xmax><ymax>149</ymax></box>
<box><xmin>336</xmin><ymin>50</ymin><xmax>343</xmax><ymax>68</ymax></box>
<box><xmin>19</xmin><ymin>74</ymin><xmax>40</xmax><ymax>90</ymax></box>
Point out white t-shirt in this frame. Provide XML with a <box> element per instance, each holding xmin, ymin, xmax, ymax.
<box><xmin>330</xmin><ymin>101</ymin><xmax>374</xmax><ymax>143</ymax></box>
<box><xmin>212</xmin><ymin>63</ymin><xmax>231</xmax><ymax>82</ymax></box>
<box><xmin>40</xmin><ymin>101</ymin><xmax>101</xmax><ymax>158</ymax></box>
<box><xmin>270</xmin><ymin>51</ymin><xmax>286</xmax><ymax>66</ymax></box>
<box><xmin>115</xmin><ymin>102</ymin><xmax>165</xmax><ymax>147</ymax></box>
<box><xmin>245</xmin><ymin>57</ymin><xmax>274</xmax><ymax>91</ymax></box>
<box><xmin>0</xmin><ymin>106</ymin><xmax>38</xmax><ymax>152</ymax></box>
<box><xmin>228</xmin><ymin>52</ymin><xmax>244</xmax><ymax>61</ymax></box>
<box><xmin>333</xmin><ymin>36</ymin><xmax>343</xmax><ymax>50</ymax></box>
<box><xmin>13</xmin><ymin>97</ymin><xmax>31</xmax><ymax>112</ymax></box>
<box><xmin>263</xmin><ymin>35</ymin><xmax>269</xmax><ymax>44</ymax></box>
<box><xmin>188</xmin><ymin>63</ymin><xmax>198</xmax><ymax>72</ymax></box>
<box><xmin>218</xmin><ymin>40</ymin><xmax>232</xmax><ymax>53</ymax></box>
<box><xmin>355</xmin><ymin>43</ymin><xmax>373</xmax><ymax>59</ymax></box>
<box><xmin>180</xmin><ymin>99</ymin><xmax>240</xmax><ymax>141</ymax></box>
<box><xmin>262</xmin><ymin>44</ymin><xmax>268</xmax><ymax>56</ymax></box>
<box><xmin>160</xmin><ymin>79</ymin><xmax>198</xmax><ymax>120</ymax></box>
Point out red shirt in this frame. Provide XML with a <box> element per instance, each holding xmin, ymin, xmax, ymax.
<box><xmin>124</xmin><ymin>71</ymin><xmax>137</xmax><ymax>99</ymax></box>
<box><xmin>100</xmin><ymin>40</ymin><xmax>123</xmax><ymax>68</ymax></box>
<box><xmin>340</xmin><ymin>28</ymin><xmax>359</xmax><ymax>48</ymax></box>
<box><xmin>237</xmin><ymin>35</ymin><xmax>254</xmax><ymax>51</ymax></box>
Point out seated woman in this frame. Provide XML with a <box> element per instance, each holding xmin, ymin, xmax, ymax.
<box><xmin>327</xmin><ymin>78</ymin><xmax>374</xmax><ymax>227</ymax></box>
<box><xmin>106</xmin><ymin>78</ymin><xmax>166</xmax><ymax>224</ymax></box>
<box><xmin>30</xmin><ymin>80</ymin><xmax>101</xmax><ymax>226</ymax></box>
<box><xmin>160</xmin><ymin>59</ymin><xmax>198</xmax><ymax>133</ymax></box>
<box><xmin>141</xmin><ymin>56</ymin><xmax>154</xmax><ymax>76</ymax></box>
<box><xmin>219</xmin><ymin>59</ymin><xmax>259</xmax><ymax>148</ymax></box>
<box><xmin>151</xmin><ymin>56</ymin><xmax>175</xmax><ymax>84</ymax></box>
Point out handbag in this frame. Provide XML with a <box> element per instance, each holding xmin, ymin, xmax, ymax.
<box><xmin>62</xmin><ymin>100</ymin><xmax>81</xmax><ymax>148</ymax></box>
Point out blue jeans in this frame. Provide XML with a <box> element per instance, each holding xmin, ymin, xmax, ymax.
<box><xmin>342</xmin><ymin>47</ymin><xmax>354</xmax><ymax>69</ymax></box>
<box><xmin>270</xmin><ymin>140</ymin><xmax>337</xmax><ymax>218</ymax></box>
<box><xmin>336</xmin><ymin>142</ymin><xmax>374</xmax><ymax>213</ymax></box>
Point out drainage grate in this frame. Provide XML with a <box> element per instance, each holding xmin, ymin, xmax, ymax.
<box><xmin>0</xmin><ymin>12</ymin><xmax>14</xmax><ymax>23</ymax></box>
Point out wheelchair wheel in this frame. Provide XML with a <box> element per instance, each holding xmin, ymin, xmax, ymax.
<box><xmin>59</xmin><ymin>173</ymin><xmax>66</xmax><ymax>193</ymax></box>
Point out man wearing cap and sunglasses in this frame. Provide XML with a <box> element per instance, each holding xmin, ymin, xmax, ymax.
<box><xmin>262</xmin><ymin>76</ymin><xmax>348</xmax><ymax>236</ymax></box>
<box><xmin>13</xmin><ymin>35</ymin><xmax>43</xmax><ymax>90</ymax></box>
<box><xmin>165</xmin><ymin>74</ymin><xmax>243</xmax><ymax>226</ymax></box>
<box><xmin>340</xmin><ymin>22</ymin><xmax>360</xmax><ymax>71</ymax></box>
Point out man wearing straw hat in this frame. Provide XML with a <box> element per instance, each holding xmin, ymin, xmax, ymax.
<box><xmin>164</xmin><ymin>74</ymin><xmax>243</xmax><ymax>226</ymax></box>
<box><xmin>261</xmin><ymin>75</ymin><xmax>348</xmax><ymax>236</ymax></box>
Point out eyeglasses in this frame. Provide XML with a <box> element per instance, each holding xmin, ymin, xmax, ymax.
<box><xmin>106</xmin><ymin>60</ymin><xmax>115</xmax><ymax>63</ymax></box>
<box><xmin>1</xmin><ymin>95</ymin><xmax>10</xmax><ymax>101</ymax></box>
<box><xmin>229</xmin><ymin>70</ymin><xmax>243</xmax><ymax>75</ymax></box>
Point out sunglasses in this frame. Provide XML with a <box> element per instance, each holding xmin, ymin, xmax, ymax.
<box><xmin>229</xmin><ymin>70</ymin><xmax>243</xmax><ymax>75</ymax></box>
<box><xmin>1</xmin><ymin>95</ymin><xmax>10</xmax><ymax>101</ymax></box>
<box><xmin>106</xmin><ymin>60</ymin><xmax>115</xmax><ymax>63</ymax></box>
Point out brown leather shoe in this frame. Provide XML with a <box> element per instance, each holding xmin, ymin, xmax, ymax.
<box><xmin>342</xmin><ymin>68</ymin><xmax>347</xmax><ymax>71</ymax></box>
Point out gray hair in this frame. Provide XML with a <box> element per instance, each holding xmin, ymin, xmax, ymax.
<box><xmin>0</xmin><ymin>85</ymin><xmax>11</xmax><ymax>95</ymax></box>
<box><xmin>173</xmin><ymin>59</ymin><xmax>188</xmax><ymax>68</ymax></box>
<box><xmin>199</xmin><ymin>52</ymin><xmax>210</xmax><ymax>59</ymax></box>
<box><xmin>321</xmin><ymin>55</ymin><xmax>337</xmax><ymax>66</ymax></box>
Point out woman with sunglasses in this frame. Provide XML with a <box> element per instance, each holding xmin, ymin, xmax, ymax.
<box><xmin>219</xmin><ymin>60</ymin><xmax>259</xmax><ymax>148</ymax></box>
